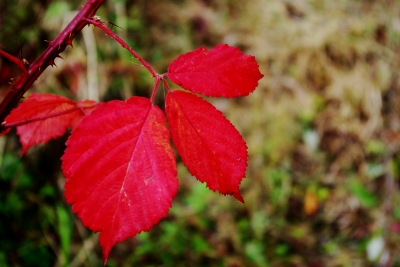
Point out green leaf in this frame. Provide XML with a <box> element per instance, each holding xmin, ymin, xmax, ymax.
<box><xmin>56</xmin><ymin>205</ymin><xmax>72</xmax><ymax>267</ymax></box>
<box><xmin>348</xmin><ymin>179</ymin><xmax>378</xmax><ymax>208</ymax></box>
<box><xmin>394</xmin><ymin>205</ymin><xmax>400</xmax><ymax>221</ymax></box>
<box><xmin>191</xmin><ymin>234</ymin><xmax>210</xmax><ymax>253</ymax></box>
<box><xmin>366</xmin><ymin>163</ymin><xmax>385</xmax><ymax>179</ymax></box>
<box><xmin>275</xmin><ymin>243</ymin><xmax>289</xmax><ymax>256</ymax></box>
<box><xmin>245</xmin><ymin>241</ymin><xmax>268</xmax><ymax>266</ymax></box>
<box><xmin>44</xmin><ymin>2</ymin><xmax>71</xmax><ymax>19</ymax></box>
<box><xmin>365</xmin><ymin>140</ymin><xmax>386</xmax><ymax>155</ymax></box>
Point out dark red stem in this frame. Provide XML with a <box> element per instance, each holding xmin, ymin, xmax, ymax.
<box><xmin>162</xmin><ymin>79</ymin><xmax>172</xmax><ymax>92</ymax></box>
<box><xmin>0</xmin><ymin>0</ymin><xmax>105</xmax><ymax>126</ymax></box>
<box><xmin>150</xmin><ymin>78</ymin><xmax>161</xmax><ymax>103</ymax></box>
<box><xmin>85</xmin><ymin>18</ymin><xmax>159</xmax><ymax>78</ymax></box>
<box><xmin>0</xmin><ymin>50</ymin><xmax>28</xmax><ymax>74</ymax></box>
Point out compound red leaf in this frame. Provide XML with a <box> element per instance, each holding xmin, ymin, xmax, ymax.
<box><xmin>61</xmin><ymin>96</ymin><xmax>178</xmax><ymax>265</ymax></box>
<box><xmin>5</xmin><ymin>93</ymin><xmax>87</xmax><ymax>155</ymax></box>
<box><xmin>167</xmin><ymin>44</ymin><xmax>263</xmax><ymax>97</ymax></box>
<box><xmin>166</xmin><ymin>90</ymin><xmax>247</xmax><ymax>202</ymax></box>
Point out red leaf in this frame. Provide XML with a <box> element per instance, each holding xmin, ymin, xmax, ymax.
<box><xmin>61</xmin><ymin>97</ymin><xmax>178</xmax><ymax>265</ymax></box>
<box><xmin>166</xmin><ymin>90</ymin><xmax>247</xmax><ymax>202</ymax></box>
<box><xmin>5</xmin><ymin>93</ymin><xmax>87</xmax><ymax>155</ymax></box>
<box><xmin>167</xmin><ymin>44</ymin><xmax>263</xmax><ymax>97</ymax></box>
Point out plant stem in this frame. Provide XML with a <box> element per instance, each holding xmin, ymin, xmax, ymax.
<box><xmin>85</xmin><ymin>18</ymin><xmax>159</xmax><ymax>78</ymax></box>
<box><xmin>0</xmin><ymin>0</ymin><xmax>105</xmax><ymax>127</ymax></box>
<box><xmin>150</xmin><ymin>78</ymin><xmax>161</xmax><ymax>104</ymax></box>
<box><xmin>162</xmin><ymin>79</ymin><xmax>172</xmax><ymax>92</ymax></box>
<box><xmin>0</xmin><ymin>49</ymin><xmax>28</xmax><ymax>74</ymax></box>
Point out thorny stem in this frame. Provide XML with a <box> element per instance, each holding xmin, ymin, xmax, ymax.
<box><xmin>85</xmin><ymin>18</ymin><xmax>159</xmax><ymax>78</ymax></box>
<box><xmin>0</xmin><ymin>0</ymin><xmax>105</xmax><ymax>130</ymax></box>
<box><xmin>3</xmin><ymin>104</ymin><xmax>98</xmax><ymax>128</ymax></box>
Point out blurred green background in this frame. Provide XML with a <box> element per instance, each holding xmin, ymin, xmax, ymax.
<box><xmin>1</xmin><ymin>0</ymin><xmax>400</xmax><ymax>266</ymax></box>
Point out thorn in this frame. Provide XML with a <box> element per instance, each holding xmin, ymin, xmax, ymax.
<box><xmin>49</xmin><ymin>59</ymin><xmax>57</xmax><ymax>68</ymax></box>
<box><xmin>92</xmin><ymin>15</ymin><xmax>101</xmax><ymax>22</ymax></box>
<box><xmin>44</xmin><ymin>40</ymin><xmax>53</xmax><ymax>47</ymax></box>
<box><xmin>47</xmin><ymin>58</ymin><xmax>56</xmax><ymax>68</ymax></box>
<box><xmin>56</xmin><ymin>55</ymin><xmax>64</xmax><ymax>60</ymax></box>
<box><xmin>65</xmin><ymin>39</ymin><xmax>73</xmax><ymax>48</ymax></box>
<box><xmin>8</xmin><ymin>78</ymin><xmax>15</xmax><ymax>85</ymax></box>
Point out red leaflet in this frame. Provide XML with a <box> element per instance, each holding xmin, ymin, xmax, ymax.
<box><xmin>61</xmin><ymin>97</ymin><xmax>178</xmax><ymax>265</ymax></box>
<box><xmin>166</xmin><ymin>90</ymin><xmax>247</xmax><ymax>202</ymax></box>
<box><xmin>167</xmin><ymin>44</ymin><xmax>263</xmax><ymax>97</ymax></box>
<box><xmin>5</xmin><ymin>93</ymin><xmax>93</xmax><ymax>155</ymax></box>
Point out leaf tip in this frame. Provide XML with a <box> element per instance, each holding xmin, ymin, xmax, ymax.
<box><xmin>102</xmin><ymin>253</ymin><xmax>109</xmax><ymax>266</ymax></box>
<box><xmin>20</xmin><ymin>146</ymin><xmax>28</xmax><ymax>157</ymax></box>
<box><xmin>100</xmin><ymin>234</ymin><xmax>113</xmax><ymax>266</ymax></box>
<box><xmin>233</xmin><ymin>191</ymin><xmax>244</xmax><ymax>203</ymax></box>
<box><xmin>0</xmin><ymin>127</ymin><xmax>10</xmax><ymax>137</ymax></box>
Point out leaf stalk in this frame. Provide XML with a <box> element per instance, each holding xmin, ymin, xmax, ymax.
<box><xmin>85</xmin><ymin>18</ymin><xmax>159</xmax><ymax>78</ymax></box>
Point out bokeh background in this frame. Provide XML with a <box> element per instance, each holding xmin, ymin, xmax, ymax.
<box><xmin>1</xmin><ymin>0</ymin><xmax>400</xmax><ymax>266</ymax></box>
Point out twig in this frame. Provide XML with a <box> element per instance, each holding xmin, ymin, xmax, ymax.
<box><xmin>85</xmin><ymin>18</ymin><xmax>159</xmax><ymax>78</ymax></box>
<box><xmin>0</xmin><ymin>49</ymin><xmax>28</xmax><ymax>73</ymax></box>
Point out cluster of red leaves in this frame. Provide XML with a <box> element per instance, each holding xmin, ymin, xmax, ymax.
<box><xmin>4</xmin><ymin>44</ymin><xmax>263</xmax><ymax>264</ymax></box>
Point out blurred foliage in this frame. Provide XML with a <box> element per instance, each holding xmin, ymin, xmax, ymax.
<box><xmin>2</xmin><ymin>0</ymin><xmax>400</xmax><ymax>266</ymax></box>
